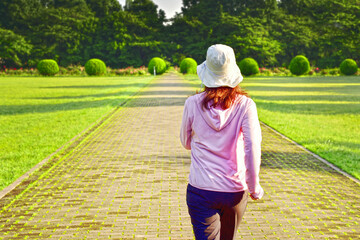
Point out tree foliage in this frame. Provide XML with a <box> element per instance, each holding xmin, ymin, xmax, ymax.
<box><xmin>0</xmin><ymin>0</ymin><xmax>358</xmax><ymax>69</ymax></box>
<box><xmin>0</xmin><ymin>28</ymin><xmax>33</xmax><ymax>65</ymax></box>
<box><xmin>85</xmin><ymin>0</ymin><xmax>121</xmax><ymax>18</ymax></box>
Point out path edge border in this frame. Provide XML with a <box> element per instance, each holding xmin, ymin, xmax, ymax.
<box><xmin>261</xmin><ymin>122</ymin><xmax>360</xmax><ymax>185</ymax></box>
<box><xmin>0</xmin><ymin>76</ymin><xmax>155</xmax><ymax>200</ymax></box>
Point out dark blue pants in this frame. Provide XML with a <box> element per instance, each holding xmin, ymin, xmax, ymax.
<box><xmin>186</xmin><ymin>184</ymin><xmax>248</xmax><ymax>240</ymax></box>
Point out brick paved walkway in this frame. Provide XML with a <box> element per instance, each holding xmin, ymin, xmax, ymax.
<box><xmin>0</xmin><ymin>73</ymin><xmax>359</xmax><ymax>239</ymax></box>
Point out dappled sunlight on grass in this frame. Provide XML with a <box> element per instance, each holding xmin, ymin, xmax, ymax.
<box><xmin>244</xmin><ymin>76</ymin><xmax>360</xmax><ymax>179</ymax></box>
<box><xmin>255</xmin><ymin>99</ymin><xmax>358</xmax><ymax>104</ymax></box>
<box><xmin>0</xmin><ymin>76</ymin><xmax>154</xmax><ymax>190</ymax></box>
<box><xmin>245</xmin><ymin>82</ymin><xmax>360</xmax><ymax>87</ymax></box>
<box><xmin>249</xmin><ymin>91</ymin><xmax>346</xmax><ymax>95</ymax></box>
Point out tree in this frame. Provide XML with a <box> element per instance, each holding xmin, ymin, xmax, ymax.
<box><xmin>85</xmin><ymin>0</ymin><xmax>121</xmax><ymax>18</ymax></box>
<box><xmin>1</xmin><ymin>0</ymin><xmax>359</xmax><ymax>69</ymax></box>
<box><xmin>217</xmin><ymin>13</ymin><xmax>282</xmax><ymax>66</ymax></box>
<box><xmin>79</xmin><ymin>9</ymin><xmax>166</xmax><ymax>68</ymax></box>
<box><xmin>125</xmin><ymin>0</ymin><xmax>165</xmax><ymax>29</ymax></box>
<box><xmin>27</xmin><ymin>6</ymin><xmax>93</xmax><ymax>66</ymax></box>
<box><xmin>41</xmin><ymin>0</ymin><xmax>90</xmax><ymax>11</ymax></box>
<box><xmin>310</xmin><ymin>0</ymin><xmax>360</xmax><ymax>67</ymax></box>
<box><xmin>269</xmin><ymin>11</ymin><xmax>317</xmax><ymax>66</ymax></box>
<box><xmin>0</xmin><ymin>28</ymin><xmax>33</xmax><ymax>66</ymax></box>
<box><xmin>0</xmin><ymin>0</ymin><xmax>42</xmax><ymax>30</ymax></box>
<box><xmin>169</xmin><ymin>1</ymin><xmax>281</xmax><ymax>66</ymax></box>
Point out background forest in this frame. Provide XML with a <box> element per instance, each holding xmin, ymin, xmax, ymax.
<box><xmin>1</xmin><ymin>0</ymin><xmax>359</xmax><ymax>69</ymax></box>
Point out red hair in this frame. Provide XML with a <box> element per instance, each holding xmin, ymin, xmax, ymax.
<box><xmin>201</xmin><ymin>86</ymin><xmax>248</xmax><ymax>110</ymax></box>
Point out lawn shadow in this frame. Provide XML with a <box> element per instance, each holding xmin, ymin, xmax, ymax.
<box><xmin>245</xmin><ymin>84</ymin><xmax>360</xmax><ymax>94</ymax></box>
<box><xmin>2</xmin><ymin>77</ymin><xmax>197</xmax><ymax>114</ymax></box>
<box><xmin>39</xmin><ymin>82</ymin><xmax>148</xmax><ymax>89</ymax></box>
<box><xmin>26</xmin><ymin>90</ymin><xmax>196</xmax><ymax>100</ymax></box>
<box><xmin>245</xmin><ymin>75</ymin><xmax>360</xmax><ymax>84</ymax></box>
<box><xmin>255</xmin><ymin>101</ymin><xmax>360</xmax><ymax>115</ymax></box>
<box><xmin>37</xmin><ymin>80</ymin><xmax>200</xmax><ymax>90</ymax></box>
<box><xmin>0</xmin><ymin>95</ymin><xmax>190</xmax><ymax>115</ymax></box>
<box><xmin>242</xmin><ymin>77</ymin><xmax>360</xmax><ymax>115</ymax></box>
<box><xmin>0</xmin><ymin>98</ymin><xmax>130</xmax><ymax>115</ymax></box>
<box><xmin>253</xmin><ymin>94</ymin><xmax>359</xmax><ymax>102</ymax></box>
<box><xmin>301</xmin><ymin>139</ymin><xmax>360</xmax><ymax>152</ymax></box>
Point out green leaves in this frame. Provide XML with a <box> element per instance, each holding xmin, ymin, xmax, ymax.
<box><xmin>0</xmin><ymin>28</ymin><xmax>33</xmax><ymax>65</ymax></box>
<box><xmin>0</xmin><ymin>0</ymin><xmax>359</xmax><ymax>69</ymax></box>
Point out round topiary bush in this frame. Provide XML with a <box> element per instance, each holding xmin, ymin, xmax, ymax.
<box><xmin>180</xmin><ymin>58</ymin><xmax>197</xmax><ymax>74</ymax></box>
<box><xmin>85</xmin><ymin>59</ymin><xmax>106</xmax><ymax>76</ymax></box>
<box><xmin>37</xmin><ymin>59</ymin><xmax>59</xmax><ymax>76</ymax></box>
<box><xmin>340</xmin><ymin>59</ymin><xmax>358</xmax><ymax>75</ymax></box>
<box><xmin>239</xmin><ymin>58</ymin><xmax>259</xmax><ymax>76</ymax></box>
<box><xmin>289</xmin><ymin>55</ymin><xmax>310</xmax><ymax>75</ymax></box>
<box><xmin>148</xmin><ymin>57</ymin><xmax>166</xmax><ymax>75</ymax></box>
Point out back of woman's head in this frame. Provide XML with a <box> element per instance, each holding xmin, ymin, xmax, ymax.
<box><xmin>202</xmin><ymin>86</ymin><xmax>248</xmax><ymax>110</ymax></box>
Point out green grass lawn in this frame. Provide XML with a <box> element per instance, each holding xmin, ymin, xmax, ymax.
<box><xmin>0</xmin><ymin>75</ymin><xmax>153</xmax><ymax>190</ymax></box>
<box><xmin>184</xmin><ymin>75</ymin><xmax>360</xmax><ymax>180</ymax></box>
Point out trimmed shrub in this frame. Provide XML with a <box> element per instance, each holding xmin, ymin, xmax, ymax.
<box><xmin>37</xmin><ymin>59</ymin><xmax>59</xmax><ymax>76</ymax></box>
<box><xmin>180</xmin><ymin>58</ymin><xmax>197</xmax><ymax>74</ymax></box>
<box><xmin>239</xmin><ymin>58</ymin><xmax>259</xmax><ymax>76</ymax></box>
<box><xmin>340</xmin><ymin>59</ymin><xmax>358</xmax><ymax>75</ymax></box>
<box><xmin>289</xmin><ymin>55</ymin><xmax>310</xmax><ymax>75</ymax></box>
<box><xmin>148</xmin><ymin>57</ymin><xmax>166</xmax><ymax>75</ymax></box>
<box><xmin>85</xmin><ymin>59</ymin><xmax>106</xmax><ymax>76</ymax></box>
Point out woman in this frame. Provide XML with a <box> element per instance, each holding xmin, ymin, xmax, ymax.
<box><xmin>180</xmin><ymin>44</ymin><xmax>264</xmax><ymax>240</ymax></box>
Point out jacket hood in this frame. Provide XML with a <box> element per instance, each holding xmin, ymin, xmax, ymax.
<box><xmin>195</xmin><ymin>93</ymin><xmax>245</xmax><ymax>131</ymax></box>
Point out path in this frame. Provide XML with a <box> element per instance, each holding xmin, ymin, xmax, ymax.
<box><xmin>0</xmin><ymin>73</ymin><xmax>359</xmax><ymax>239</ymax></box>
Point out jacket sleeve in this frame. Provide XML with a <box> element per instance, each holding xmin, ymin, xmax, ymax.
<box><xmin>180</xmin><ymin>99</ymin><xmax>192</xmax><ymax>150</ymax></box>
<box><xmin>242</xmin><ymin>99</ymin><xmax>264</xmax><ymax>199</ymax></box>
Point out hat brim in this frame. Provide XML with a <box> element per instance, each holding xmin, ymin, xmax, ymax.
<box><xmin>197</xmin><ymin>61</ymin><xmax>243</xmax><ymax>88</ymax></box>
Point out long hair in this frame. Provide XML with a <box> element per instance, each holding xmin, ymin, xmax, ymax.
<box><xmin>201</xmin><ymin>85</ymin><xmax>248</xmax><ymax>110</ymax></box>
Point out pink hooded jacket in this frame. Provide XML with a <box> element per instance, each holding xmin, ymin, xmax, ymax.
<box><xmin>180</xmin><ymin>92</ymin><xmax>264</xmax><ymax>199</ymax></box>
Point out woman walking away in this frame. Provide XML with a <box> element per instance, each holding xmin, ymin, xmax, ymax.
<box><xmin>180</xmin><ymin>44</ymin><xmax>264</xmax><ymax>240</ymax></box>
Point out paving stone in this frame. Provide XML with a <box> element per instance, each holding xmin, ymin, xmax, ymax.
<box><xmin>0</xmin><ymin>73</ymin><xmax>359</xmax><ymax>239</ymax></box>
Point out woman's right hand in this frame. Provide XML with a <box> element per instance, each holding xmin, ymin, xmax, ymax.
<box><xmin>250</xmin><ymin>194</ymin><xmax>259</xmax><ymax>200</ymax></box>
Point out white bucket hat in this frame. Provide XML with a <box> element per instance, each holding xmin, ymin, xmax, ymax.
<box><xmin>197</xmin><ymin>44</ymin><xmax>243</xmax><ymax>88</ymax></box>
